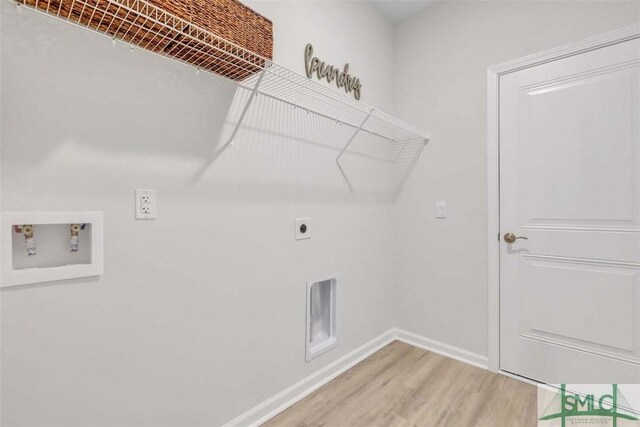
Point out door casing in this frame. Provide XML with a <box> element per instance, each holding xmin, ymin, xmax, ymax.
<box><xmin>486</xmin><ymin>23</ymin><xmax>640</xmax><ymax>374</ymax></box>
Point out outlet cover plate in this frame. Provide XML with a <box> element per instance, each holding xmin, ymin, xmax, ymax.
<box><xmin>135</xmin><ymin>189</ymin><xmax>156</xmax><ymax>220</ymax></box>
<box><xmin>296</xmin><ymin>217</ymin><xmax>311</xmax><ymax>240</ymax></box>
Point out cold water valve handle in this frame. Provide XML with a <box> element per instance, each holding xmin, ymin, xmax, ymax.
<box><xmin>70</xmin><ymin>224</ymin><xmax>80</xmax><ymax>252</ymax></box>
<box><xmin>69</xmin><ymin>224</ymin><xmax>86</xmax><ymax>252</ymax></box>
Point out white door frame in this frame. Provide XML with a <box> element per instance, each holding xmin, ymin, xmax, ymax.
<box><xmin>486</xmin><ymin>23</ymin><xmax>640</xmax><ymax>373</ymax></box>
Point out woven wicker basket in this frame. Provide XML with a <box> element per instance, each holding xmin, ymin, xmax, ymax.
<box><xmin>22</xmin><ymin>0</ymin><xmax>273</xmax><ymax>80</ymax></box>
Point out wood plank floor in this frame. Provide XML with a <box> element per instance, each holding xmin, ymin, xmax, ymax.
<box><xmin>262</xmin><ymin>341</ymin><xmax>537</xmax><ymax>427</ymax></box>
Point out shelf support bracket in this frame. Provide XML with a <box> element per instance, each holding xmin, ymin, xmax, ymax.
<box><xmin>336</xmin><ymin>108</ymin><xmax>374</xmax><ymax>164</ymax></box>
<box><xmin>226</xmin><ymin>68</ymin><xmax>267</xmax><ymax>148</ymax></box>
<box><xmin>395</xmin><ymin>137</ymin><xmax>430</xmax><ymax>197</ymax></box>
<box><xmin>336</xmin><ymin>108</ymin><xmax>374</xmax><ymax>193</ymax></box>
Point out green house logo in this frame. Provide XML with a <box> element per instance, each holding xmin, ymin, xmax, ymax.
<box><xmin>539</xmin><ymin>384</ymin><xmax>639</xmax><ymax>426</ymax></box>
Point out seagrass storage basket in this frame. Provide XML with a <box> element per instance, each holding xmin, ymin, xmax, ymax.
<box><xmin>20</xmin><ymin>0</ymin><xmax>273</xmax><ymax>80</ymax></box>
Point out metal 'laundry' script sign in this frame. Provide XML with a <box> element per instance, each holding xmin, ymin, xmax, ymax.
<box><xmin>304</xmin><ymin>43</ymin><xmax>362</xmax><ymax>100</ymax></box>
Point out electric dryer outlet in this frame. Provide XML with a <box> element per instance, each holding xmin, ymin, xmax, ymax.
<box><xmin>296</xmin><ymin>218</ymin><xmax>311</xmax><ymax>240</ymax></box>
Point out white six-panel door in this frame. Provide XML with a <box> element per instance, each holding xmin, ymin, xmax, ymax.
<box><xmin>499</xmin><ymin>37</ymin><xmax>640</xmax><ymax>383</ymax></box>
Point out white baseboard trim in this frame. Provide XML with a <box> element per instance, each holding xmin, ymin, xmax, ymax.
<box><xmin>222</xmin><ymin>328</ymin><xmax>397</xmax><ymax>427</ymax></box>
<box><xmin>223</xmin><ymin>328</ymin><xmax>489</xmax><ymax>426</ymax></box>
<box><xmin>394</xmin><ymin>328</ymin><xmax>489</xmax><ymax>370</ymax></box>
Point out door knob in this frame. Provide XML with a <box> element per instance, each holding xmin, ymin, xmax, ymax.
<box><xmin>504</xmin><ymin>233</ymin><xmax>528</xmax><ymax>244</ymax></box>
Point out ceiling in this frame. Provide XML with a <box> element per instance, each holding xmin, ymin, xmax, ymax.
<box><xmin>370</xmin><ymin>0</ymin><xmax>440</xmax><ymax>24</ymax></box>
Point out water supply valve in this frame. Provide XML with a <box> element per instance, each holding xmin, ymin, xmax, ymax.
<box><xmin>69</xmin><ymin>224</ymin><xmax>86</xmax><ymax>252</ymax></box>
<box><xmin>14</xmin><ymin>224</ymin><xmax>36</xmax><ymax>256</ymax></box>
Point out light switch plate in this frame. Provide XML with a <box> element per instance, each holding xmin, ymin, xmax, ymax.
<box><xmin>296</xmin><ymin>218</ymin><xmax>311</xmax><ymax>240</ymax></box>
<box><xmin>135</xmin><ymin>189</ymin><xmax>156</xmax><ymax>220</ymax></box>
<box><xmin>435</xmin><ymin>201</ymin><xmax>446</xmax><ymax>218</ymax></box>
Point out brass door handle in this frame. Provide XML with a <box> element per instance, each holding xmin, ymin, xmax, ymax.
<box><xmin>504</xmin><ymin>233</ymin><xmax>528</xmax><ymax>244</ymax></box>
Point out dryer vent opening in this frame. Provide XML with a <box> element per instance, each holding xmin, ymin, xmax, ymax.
<box><xmin>306</xmin><ymin>277</ymin><xmax>337</xmax><ymax>361</ymax></box>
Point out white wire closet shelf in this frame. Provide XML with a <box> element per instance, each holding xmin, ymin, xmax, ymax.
<box><xmin>13</xmin><ymin>0</ymin><xmax>431</xmax><ymax>191</ymax></box>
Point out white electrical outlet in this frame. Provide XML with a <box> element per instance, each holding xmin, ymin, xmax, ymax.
<box><xmin>296</xmin><ymin>218</ymin><xmax>311</xmax><ymax>240</ymax></box>
<box><xmin>135</xmin><ymin>189</ymin><xmax>156</xmax><ymax>219</ymax></box>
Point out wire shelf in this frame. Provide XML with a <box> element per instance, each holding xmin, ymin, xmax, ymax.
<box><xmin>13</xmin><ymin>0</ymin><xmax>430</xmax><ymax>192</ymax></box>
<box><xmin>18</xmin><ymin>0</ymin><xmax>270</xmax><ymax>80</ymax></box>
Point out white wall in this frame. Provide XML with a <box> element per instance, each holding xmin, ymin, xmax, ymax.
<box><xmin>3</xmin><ymin>0</ymin><xmax>640</xmax><ymax>425</ymax></box>
<box><xmin>394</xmin><ymin>1</ymin><xmax>640</xmax><ymax>358</ymax></box>
<box><xmin>0</xmin><ymin>1</ymin><xmax>396</xmax><ymax>425</ymax></box>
